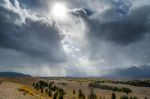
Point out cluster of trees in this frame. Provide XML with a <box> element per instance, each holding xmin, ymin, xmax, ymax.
<box><xmin>111</xmin><ymin>93</ymin><xmax>148</xmax><ymax>99</ymax></box>
<box><xmin>94</xmin><ymin>79</ymin><xmax>150</xmax><ymax>87</ymax></box>
<box><xmin>77</xmin><ymin>89</ymin><xmax>97</xmax><ymax>99</ymax></box>
<box><xmin>33</xmin><ymin>80</ymin><xmax>66</xmax><ymax>99</ymax></box>
<box><xmin>88</xmin><ymin>89</ymin><xmax>97</xmax><ymax>99</ymax></box>
<box><xmin>78</xmin><ymin>89</ymin><xmax>85</xmax><ymax>99</ymax></box>
<box><xmin>89</xmin><ymin>82</ymin><xmax>132</xmax><ymax>94</ymax></box>
<box><xmin>111</xmin><ymin>93</ymin><xmax>143</xmax><ymax>99</ymax></box>
<box><xmin>94</xmin><ymin>80</ymin><xmax>112</xmax><ymax>84</ymax></box>
<box><xmin>94</xmin><ymin>79</ymin><xmax>150</xmax><ymax>88</ymax></box>
<box><xmin>120</xmin><ymin>95</ymin><xmax>138</xmax><ymax>99</ymax></box>
<box><xmin>74</xmin><ymin>89</ymin><xmax>146</xmax><ymax>99</ymax></box>
<box><xmin>58</xmin><ymin>82</ymin><xmax>68</xmax><ymax>85</ymax></box>
<box><xmin>114</xmin><ymin>80</ymin><xmax>150</xmax><ymax>87</ymax></box>
<box><xmin>53</xmin><ymin>88</ymin><xmax>65</xmax><ymax>99</ymax></box>
<box><xmin>77</xmin><ymin>90</ymin><xmax>142</xmax><ymax>99</ymax></box>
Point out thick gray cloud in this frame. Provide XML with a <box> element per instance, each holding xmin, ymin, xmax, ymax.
<box><xmin>87</xmin><ymin>6</ymin><xmax>150</xmax><ymax>45</ymax></box>
<box><xmin>67</xmin><ymin>0</ymin><xmax>150</xmax><ymax>76</ymax></box>
<box><xmin>71</xmin><ymin>1</ymin><xmax>150</xmax><ymax>45</ymax></box>
<box><xmin>0</xmin><ymin>0</ymin><xmax>150</xmax><ymax>76</ymax></box>
<box><xmin>0</xmin><ymin>0</ymin><xmax>66</xmax><ymax>67</ymax></box>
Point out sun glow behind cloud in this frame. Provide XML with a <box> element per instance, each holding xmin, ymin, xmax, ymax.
<box><xmin>51</xmin><ymin>3</ymin><xmax>68</xmax><ymax>20</ymax></box>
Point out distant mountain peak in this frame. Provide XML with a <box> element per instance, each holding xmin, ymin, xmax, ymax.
<box><xmin>104</xmin><ymin>65</ymin><xmax>150</xmax><ymax>78</ymax></box>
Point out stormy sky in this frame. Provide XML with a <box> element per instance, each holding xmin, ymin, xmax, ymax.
<box><xmin>0</xmin><ymin>0</ymin><xmax>150</xmax><ymax>76</ymax></box>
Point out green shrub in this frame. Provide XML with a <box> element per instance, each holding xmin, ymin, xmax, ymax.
<box><xmin>120</xmin><ymin>95</ymin><xmax>128</xmax><ymax>99</ymax></box>
<box><xmin>121</xmin><ymin>87</ymin><xmax>132</xmax><ymax>94</ymax></box>
<box><xmin>33</xmin><ymin>83</ymin><xmax>35</xmax><ymax>87</ymax></box>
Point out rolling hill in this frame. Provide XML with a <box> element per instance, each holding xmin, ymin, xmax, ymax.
<box><xmin>0</xmin><ymin>71</ymin><xmax>31</xmax><ymax>77</ymax></box>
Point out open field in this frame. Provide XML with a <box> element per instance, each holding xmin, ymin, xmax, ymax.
<box><xmin>0</xmin><ymin>77</ymin><xmax>150</xmax><ymax>99</ymax></box>
<box><xmin>46</xmin><ymin>78</ymin><xmax>150</xmax><ymax>99</ymax></box>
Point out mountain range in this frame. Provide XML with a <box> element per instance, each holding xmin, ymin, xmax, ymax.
<box><xmin>0</xmin><ymin>71</ymin><xmax>31</xmax><ymax>77</ymax></box>
<box><xmin>0</xmin><ymin>65</ymin><xmax>150</xmax><ymax>78</ymax></box>
<box><xmin>105</xmin><ymin>65</ymin><xmax>150</xmax><ymax>78</ymax></box>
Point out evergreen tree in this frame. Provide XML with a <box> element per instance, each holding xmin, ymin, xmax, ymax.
<box><xmin>111</xmin><ymin>93</ymin><xmax>116</xmax><ymax>99</ymax></box>
<box><xmin>48</xmin><ymin>90</ymin><xmax>52</xmax><ymax>97</ymax></box>
<box><xmin>88</xmin><ymin>89</ymin><xmax>97</xmax><ymax>99</ymax></box>
<box><xmin>73</xmin><ymin>90</ymin><xmax>75</xmax><ymax>94</ymax></box>
<box><xmin>78</xmin><ymin>89</ymin><xmax>85</xmax><ymax>99</ymax></box>
<box><xmin>145</xmin><ymin>97</ymin><xmax>147</xmax><ymax>99</ymax></box>
<box><xmin>53</xmin><ymin>92</ymin><xmax>58</xmax><ymax>99</ymax></box>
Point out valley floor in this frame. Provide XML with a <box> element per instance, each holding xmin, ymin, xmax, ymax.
<box><xmin>0</xmin><ymin>77</ymin><xmax>150</xmax><ymax>99</ymax></box>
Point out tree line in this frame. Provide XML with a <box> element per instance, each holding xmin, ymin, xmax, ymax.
<box><xmin>94</xmin><ymin>80</ymin><xmax>150</xmax><ymax>87</ymax></box>
<box><xmin>89</xmin><ymin>82</ymin><xmax>132</xmax><ymax>94</ymax></box>
<box><xmin>113</xmin><ymin>80</ymin><xmax>150</xmax><ymax>87</ymax></box>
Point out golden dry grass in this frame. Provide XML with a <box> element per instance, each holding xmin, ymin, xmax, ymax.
<box><xmin>0</xmin><ymin>77</ymin><xmax>39</xmax><ymax>86</ymax></box>
<box><xmin>18</xmin><ymin>86</ymin><xmax>34</xmax><ymax>96</ymax></box>
<box><xmin>0</xmin><ymin>77</ymin><xmax>49</xmax><ymax>99</ymax></box>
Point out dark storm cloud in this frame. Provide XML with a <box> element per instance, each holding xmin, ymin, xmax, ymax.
<box><xmin>0</xmin><ymin>0</ymin><xmax>66</xmax><ymax>65</ymax></box>
<box><xmin>71</xmin><ymin>0</ymin><xmax>150</xmax><ymax>45</ymax></box>
<box><xmin>9</xmin><ymin>0</ymin><xmax>48</xmax><ymax>10</ymax></box>
<box><xmin>87</xmin><ymin>6</ymin><xmax>150</xmax><ymax>45</ymax></box>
